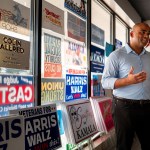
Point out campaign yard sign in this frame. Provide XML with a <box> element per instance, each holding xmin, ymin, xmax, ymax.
<box><xmin>66</xmin><ymin>74</ymin><xmax>87</xmax><ymax>101</ymax></box>
<box><xmin>41</xmin><ymin>78</ymin><xmax>65</xmax><ymax>104</ymax></box>
<box><xmin>65</xmin><ymin>40</ymin><xmax>87</xmax><ymax>68</ymax></box>
<box><xmin>0</xmin><ymin>74</ymin><xmax>34</xmax><ymax>117</ymax></box>
<box><xmin>98</xmin><ymin>98</ymin><xmax>114</xmax><ymax>132</ymax></box>
<box><xmin>91</xmin><ymin>74</ymin><xmax>105</xmax><ymax>97</ymax></box>
<box><xmin>66</xmin><ymin>100</ymin><xmax>98</xmax><ymax>144</ymax></box>
<box><xmin>10</xmin><ymin>104</ymin><xmax>61</xmax><ymax>150</ymax></box>
<box><xmin>67</xmin><ymin>12</ymin><xmax>86</xmax><ymax>43</ymax></box>
<box><xmin>0</xmin><ymin>115</ymin><xmax>24</xmax><ymax>150</ymax></box>
<box><xmin>42</xmin><ymin>1</ymin><xmax>64</xmax><ymax>35</ymax></box>
<box><xmin>44</xmin><ymin>34</ymin><xmax>62</xmax><ymax>78</ymax></box>
<box><xmin>90</xmin><ymin>45</ymin><xmax>104</xmax><ymax>73</ymax></box>
<box><xmin>91</xmin><ymin>24</ymin><xmax>105</xmax><ymax>46</ymax></box>
<box><xmin>65</xmin><ymin>0</ymin><xmax>87</xmax><ymax>19</ymax></box>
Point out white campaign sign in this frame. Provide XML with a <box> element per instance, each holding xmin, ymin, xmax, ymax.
<box><xmin>67</xmin><ymin>101</ymin><xmax>98</xmax><ymax>144</ymax></box>
<box><xmin>0</xmin><ymin>115</ymin><xmax>24</xmax><ymax>150</ymax></box>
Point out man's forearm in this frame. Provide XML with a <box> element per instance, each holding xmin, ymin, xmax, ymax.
<box><xmin>114</xmin><ymin>78</ymin><xmax>131</xmax><ymax>89</ymax></box>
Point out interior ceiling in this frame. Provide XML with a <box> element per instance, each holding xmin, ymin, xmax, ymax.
<box><xmin>128</xmin><ymin>0</ymin><xmax>150</xmax><ymax>21</ymax></box>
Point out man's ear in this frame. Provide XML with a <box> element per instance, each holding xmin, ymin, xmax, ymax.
<box><xmin>130</xmin><ymin>31</ymin><xmax>134</xmax><ymax>37</ymax></box>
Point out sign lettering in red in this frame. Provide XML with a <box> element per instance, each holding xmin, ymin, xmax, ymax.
<box><xmin>0</xmin><ymin>85</ymin><xmax>34</xmax><ymax>105</ymax></box>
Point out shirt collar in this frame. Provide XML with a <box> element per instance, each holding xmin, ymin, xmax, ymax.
<box><xmin>125</xmin><ymin>43</ymin><xmax>147</xmax><ymax>55</ymax></box>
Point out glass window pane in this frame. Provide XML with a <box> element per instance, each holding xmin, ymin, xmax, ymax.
<box><xmin>41</xmin><ymin>0</ymin><xmax>88</xmax><ymax>149</ymax></box>
<box><xmin>91</xmin><ymin>0</ymin><xmax>113</xmax><ymax>98</ymax></box>
<box><xmin>92</xmin><ymin>1</ymin><xmax>112</xmax><ymax>46</ymax></box>
<box><xmin>115</xmin><ymin>18</ymin><xmax>128</xmax><ymax>48</ymax></box>
<box><xmin>0</xmin><ymin>0</ymin><xmax>34</xmax><ymax>117</ymax></box>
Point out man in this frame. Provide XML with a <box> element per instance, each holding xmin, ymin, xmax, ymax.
<box><xmin>101</xmin><ymin>22</ymin><xmax>150</xmax><ymax>150</ymax></box>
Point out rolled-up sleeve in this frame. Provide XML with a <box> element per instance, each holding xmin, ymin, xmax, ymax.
<box><xmin>101</xmin><ymin>52</ymin><xmax>118</xmax><ymax>89</ymax></box>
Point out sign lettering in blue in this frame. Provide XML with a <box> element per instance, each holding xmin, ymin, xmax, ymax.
<box><xmin>90</xmin><ymin>45</ymin><xmax>104</xmax><ymax>73</ymax></box>
<box><xmin>66</xmin><ymin>74</ymin><xmax>87</xmax><ymax>101</ymax></box>
<box><xmin>25</xmin><ymin>112</ymin><xmax>61</xmax><ymax>150</ymax></box>
<box><xmin>10</xmin><ymin>105</ymin><xmax>61</xmax><ymax>150</ymax></box>
<box><xmin>0</xmin><ymin>75</ymin><xmax>34</xmax><ymax>117</ymax></box>
<box><xmin>0</xmin><ymin>115</ymin><xmax>24</xmax><ymax>150</ymax></box>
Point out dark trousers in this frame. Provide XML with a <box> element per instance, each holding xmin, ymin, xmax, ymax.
<box><xmin>112</xmin><ymin>96</ymin><xmax>150</xmax><ymax>150</ymax></box>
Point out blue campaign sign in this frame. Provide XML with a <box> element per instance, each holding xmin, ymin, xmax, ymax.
<box><xmin>66</xmin><ymin>74</ymin><xmax>87</xmax><ymax>101</ymax></box>
<box><xmin>0</xmin><ymin>115</ymin><xmax>24</xmax><ymax>150</ymax></box>
<box><xmin>115</xmin><ymin>39</ymin><xmax>122</xmax><ymax>49</ymax></box>
<box><xmin>10</xmin><ymin>104</ymin><xmax>62</xmax><ymax>150</ymax></box>
<box><xmin>90</xmin><ymin>45</ymin><xmax>104</xmax><ymax>73</ymax></box>
<box><xmin>25</xmin><ymin>112</ymin><xmax>61</xmax><ymax>150</ymax></box>
<box><xmin>0</xmin><ymin>74</ymin><xmax>33</xmax><ymax>85</ymax></box>
<box><xmin>0</xmin><ymin>74</ymin><xmax>34</xmax><ymax>117</ymax></box>
<box><xmin>92</xmin><ymin>75</ymin><xmax>105</xmax><ymax>97</ymax></box>
<box><xmin>57</xmin><ymin>110</ymin><xmax>64</xmax><ymax>135</ymax></box>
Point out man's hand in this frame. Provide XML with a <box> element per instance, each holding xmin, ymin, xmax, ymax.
<box><xmin>114</xmin><ymin>66</ymin><xmax>147</xmax><ymax>89</ymax></box>
<box><xmin>127</xmin><ymin>66</ymin><xmax>147</xmax><ymax>84</ymax></box>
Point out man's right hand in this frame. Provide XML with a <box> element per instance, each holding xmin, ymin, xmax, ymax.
<box><xmin>127</xmin><ymin>66</ymin><xmax>147</xmax><ymax>84</ymax></box>
<box><xmin>114</xmin><ymin>66</ymin><xmax>147</xmax><ymax>89</ymax></box>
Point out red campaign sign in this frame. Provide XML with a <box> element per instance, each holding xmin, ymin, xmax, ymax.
<box><xmin>98</xmin><ymin>99</ymin><xmax>114</xmax><ymax>132</ymax></box>
<box><xmin>44</xmin><ymin>62</ymin><xmax>62</xmax><ymax>77</ymax></box>
<box><xmin>0</xmin><ymin>85</ymin><xmax>34</xmax><ymax>105</ymax></box>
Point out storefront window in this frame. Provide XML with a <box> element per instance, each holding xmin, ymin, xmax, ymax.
<box><xmin>0</xmin><ymin>0</ymin><xmax>34</xmax><ymax>117</ymax></box>
<box><xmin>41</xmin><ymin>0</ymin><xmax>88</xmax><ymax>149</ymax></box>
<box><xmin>91</xmin><ymin>0</ymin><xmax>113</xmax><ymax>97</ymax></box>
<box><xmin>115</xmin><ymin>17</ymin><xmax>128</xmax><ymax>48</ymax></box>
<box><xmin>92</xmin><ymin>0</ymin><xmax>112</xmax><ymax>47</ymax></box>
